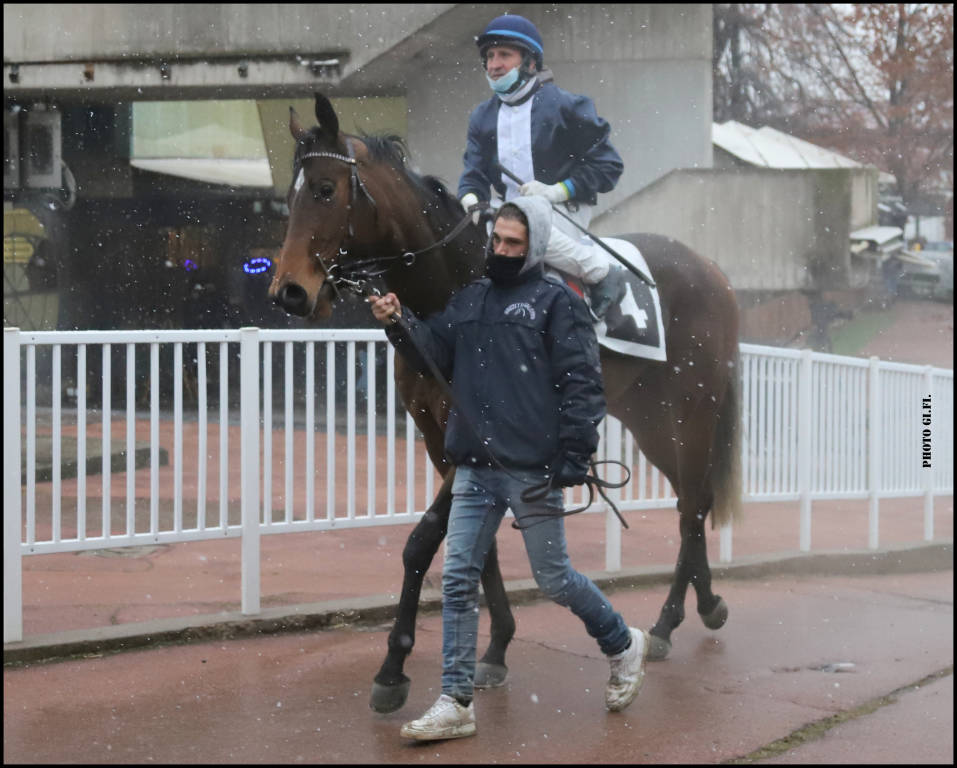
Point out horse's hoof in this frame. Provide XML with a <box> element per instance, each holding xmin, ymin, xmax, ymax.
<box><xmin>370</xmin><ymin>677</ymin><xmax>411</xmax><ymax>713</ymax></box>
<box><xmin>646</xmin><ymin>633</ymin><xmax>671</xmax><ymax>661</ymax></box>
<box><xmin>474</xmin><ymin>662</ymin><xmax>508</xmax><ymax>688</ymax></box>
<box><xmin>699</xmin><ymin>596</ymin><xmax>728</xmax><ymax>630</ymax></box>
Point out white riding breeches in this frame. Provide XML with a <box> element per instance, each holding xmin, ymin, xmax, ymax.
<box><xmin>544</xmin><ymin>203</ymin><xmax>608</xmax><ymax>284</ymax></box>
<box><xmin>488</xmin><ymin>198</ymin><xmax>609</xmax><ymax>284</ymax></box>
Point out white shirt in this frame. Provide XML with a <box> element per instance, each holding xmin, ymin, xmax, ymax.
<box><xmin>496</xmin><ymin>98</ymin><xmax>534</xmax><ymax>202</ymax></box>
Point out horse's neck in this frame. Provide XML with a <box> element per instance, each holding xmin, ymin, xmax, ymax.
<box><xmin>383</xmin><ymin>249</ymin><xmax>466</xmax><ymax>317</ymax></box>
<box><xmin>382</xmin><ymin>218</ymin><xmax>485</xmax><ymax>318</ymax></box>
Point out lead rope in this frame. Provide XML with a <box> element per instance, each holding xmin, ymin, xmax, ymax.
<box><xmin>383</xmin><ymin>302</ymin><xmax>631</xmax><ymax>531</ymax></box>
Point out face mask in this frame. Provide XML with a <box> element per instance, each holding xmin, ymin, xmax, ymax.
<box><xmin>485</xmin><ymin>254</ymin><xmax>526</xmax><ymax>283</ymax></box>
<box><xmin>486</xmin><ymin>66</ymin><xmax>521</xmax><ymax>94</ymax></box>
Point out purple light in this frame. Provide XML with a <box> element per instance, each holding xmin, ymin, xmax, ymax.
<box><xmin>243</xmin><ymin>257</ymin><xmax>272</xmax><ymax>275</ymax></box>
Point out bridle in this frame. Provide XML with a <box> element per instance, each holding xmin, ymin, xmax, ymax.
<box><xmin>296</xmin><ymin>137</ymin><xmax>483</xmax><ymax>297</ymax></box>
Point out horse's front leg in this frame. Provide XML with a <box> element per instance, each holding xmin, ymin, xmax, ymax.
<box><xmin>370</xmin><ymin>471</ymin><xmax>453</xmax><ymax>713</ymax></box>
<box><xmin>369</xmin><ymin>472</ymin><xmax>518</xmax><ymax>709</ymax></box>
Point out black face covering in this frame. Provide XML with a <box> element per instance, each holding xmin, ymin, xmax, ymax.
<box><xmin>485</xmin><ymin>254</ymin><xmax>527</xmax><ymax>283</ymax></box>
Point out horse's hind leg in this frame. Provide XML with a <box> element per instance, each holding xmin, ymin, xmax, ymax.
<box><xmin>647</xmin><ymin>492</ymin><xmax>726</xmax><ymax>657</ymax></box>
<box><xmin>474</xmin><ymin>540</ymin><xmax>515</xmax><ymax>688</ymax></box>
<box><xmin>647</xmin><ymin>410</ymin><xmax>725</xmax><ymax>661</ymax></box>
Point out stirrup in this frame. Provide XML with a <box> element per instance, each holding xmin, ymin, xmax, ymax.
<box><xmin>588</xmin><ymin>266</ymin><xmax>626</xmax><ymax>320</ymax></box>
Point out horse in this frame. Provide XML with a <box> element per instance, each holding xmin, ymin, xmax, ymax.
<box><xmin>268</xmin><ymin>93</ymin><xmax>742</xmax><ymax>714</ymax></box>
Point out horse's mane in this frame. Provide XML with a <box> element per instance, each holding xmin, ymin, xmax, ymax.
<box><xmin>361</xmin><ymin>132</ymin><xmax>466</xmax><ymax>226</ymax></box>
<box><xmin>294</xmin><ymin>127</ymin><xmax>466</xmax><ymax>230</ymax></box>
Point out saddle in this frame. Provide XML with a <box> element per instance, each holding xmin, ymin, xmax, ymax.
<box><xmin>557</xmin><ymin>238</ymin><xmax>667</xmax><ymax>362</ymax></box>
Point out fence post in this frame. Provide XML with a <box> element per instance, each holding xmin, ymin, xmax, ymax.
<box><xmin>797</xmin><ymin>348</ymin><xmax>813</xmax><ymax>552</ymax></box>
<box><xmin>922</xmin><ymin>366</ymin><xmax>934</xmax><ymax>541</ymax></box>
<box><xmin>4</xmin><ymin>328</ymin><xmax>23</xmax><ymax>643</ymax></box>
<box><xmin>719</xmin><ymin>522</ymin><xmax>733</xmax><ymax>563</ymax></box>
<box><xmin>868</xmin><ymin>356</ymin><xmax>881</xmax><ymax>549</ymax></box>
<box><xmin>240</xmin><ymin>328</ymin><xmax>261</xmax><ymax>615</ymax></box>
<box><xmin>604</xmin><ymin>417</ymin><xmax>622</xmax><ymax>572</ymax></box>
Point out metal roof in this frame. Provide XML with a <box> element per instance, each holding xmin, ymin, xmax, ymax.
<box><xmin>713</xmin><ymin>120</ymin><xmax>868</xmax><ymax>170</ymax></box>
<box><xmin>849</xmin><ymin>226</ymin><xmax>904</xmax><ymax>244</ymax></box>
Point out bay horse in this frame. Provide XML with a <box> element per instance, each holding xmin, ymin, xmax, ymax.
<box><xmin>268</xmin><ymin>93</ymin><xmax>742</xmax><ymax>714</ymax></box>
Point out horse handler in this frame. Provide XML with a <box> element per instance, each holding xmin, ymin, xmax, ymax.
<box><xmin>368</xmin><ymin>195</ymin><xmax>649</xmax><ymax>742</ymax></box>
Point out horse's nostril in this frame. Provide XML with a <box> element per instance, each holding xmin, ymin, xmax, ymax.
<box><xmin>275</xmin><ymin>283</ymin><xmax>310</xmax><ymax>316</ymax></box>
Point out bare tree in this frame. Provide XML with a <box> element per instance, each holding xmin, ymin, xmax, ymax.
<box><xmin>712</xmin><ymin>4</ymin><xmax>817</xmax><ymax>130</ymax></box>
<box><xmin>713</xmin><ymin>4</ymin><xmax>775</xmax><ymax>124</ymax></box>
<box><xmin>713</xmin><ymin>4</ymin><xmax>954</xmax><ymax>206</ymax></box>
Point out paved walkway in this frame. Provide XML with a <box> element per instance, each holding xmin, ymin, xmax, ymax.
<box><xmin>4</xmin><ymin>568</ymin><xmax>952</xmax><ymax>764</ymax></box>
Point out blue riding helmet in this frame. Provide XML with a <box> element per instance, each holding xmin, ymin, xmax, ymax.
<box><xmin>476</xmin><ymin>14</ymin><xmax>544</xmax><ymax>70</ymax></box>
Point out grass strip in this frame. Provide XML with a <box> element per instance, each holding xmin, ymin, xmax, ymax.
<box><xmin>723</xmin><ymin>665</ymin><xmax>954</xmax><ymax>764</ymax></box>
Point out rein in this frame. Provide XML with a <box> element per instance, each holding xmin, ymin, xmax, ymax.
<box><xmin>299</xmin><ymin>137</ymin><xmax>485</xmax><ymax>296</ymax></box>
<box><xmin>330</xmin><ymin>207</ymin><xmax>480</xmax><ymax>296</ymax></box>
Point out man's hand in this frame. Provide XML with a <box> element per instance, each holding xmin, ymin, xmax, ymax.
<box><xmin>460</xmin><ymin>193</ymin><xmax>483</xmax><ymax>226</ymax></box>
<box><xmin>520</xmin><ymin>180</ymin><xmax>569</xmax><ymax>204</ymax></box>
<box><xmin>554</xmin><ymin>452</ymin><xmax>591</xmax><ymax>488</ymax></box>
<box><xmin>368</xmin><ymin>292</ymin><xmax>402</xmax><ymax>325</ymax></box>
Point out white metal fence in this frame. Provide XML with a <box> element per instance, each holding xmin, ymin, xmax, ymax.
<box><xmin>4</xmin><ymin>326</ymin><xmax>954</xmax><ymax>643</ymax></box>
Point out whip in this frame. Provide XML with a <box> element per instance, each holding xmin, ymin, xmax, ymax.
<box><xmin>492</xmin><ymin>163</ymin><xmax>656</xmax><ymax>289</ymax></box>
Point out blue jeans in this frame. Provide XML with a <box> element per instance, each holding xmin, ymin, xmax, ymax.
<box><xmin>441</xmin><ymin>465</ymin><xmax>630</xmax><ymax>701</ymax></box>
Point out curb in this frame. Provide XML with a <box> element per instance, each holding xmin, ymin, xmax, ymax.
<box><xmin>4</xmin><ymin>540</ymin><xmax>952</xmax><ymax>667</ymax></box>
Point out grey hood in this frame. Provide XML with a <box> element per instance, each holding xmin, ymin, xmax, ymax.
<box><xmin>506</xmin><ymin>194</ymin><xmax>553</xmax><ymax>275</ymax></box>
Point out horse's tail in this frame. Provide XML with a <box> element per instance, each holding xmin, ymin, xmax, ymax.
<box><xmin>710</xmin><ymin>347</ymin><xmax>743</xmax><ymax>529</ymax></box>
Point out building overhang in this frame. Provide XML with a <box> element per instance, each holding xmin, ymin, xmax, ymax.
<box><xmin>3</xmin><ymin>56</ymin><xmax>346</xmax><ymax>103</ymax></box>
<box><xmin>130</xmin><ymin>157</ymin><xmax>272</xmax><ymax>188</ymax></box>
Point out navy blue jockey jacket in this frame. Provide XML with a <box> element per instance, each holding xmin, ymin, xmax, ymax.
<box><xmin>384</xmin><ymin>196</ymin><xmax>605</xmax><ymax>471</ymax></box>
<box><xmin>457</xmin><ymin>78</ymin><xmax>624</xmax><ymax>206</ymax></box>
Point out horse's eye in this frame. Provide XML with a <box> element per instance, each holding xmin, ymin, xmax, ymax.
<box><xmin>314</xmin><ymin>183</ymin><xmax>335</xmax><ymax>202</ymax></box>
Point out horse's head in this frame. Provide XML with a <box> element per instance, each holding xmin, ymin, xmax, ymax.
<box><xmin>269</xmin><ymin>93</ymin><xmax>378</xmax><ymax>319</ymax></box>
<box><xmin>270</xmin><ymin>93</ymin><xmax>486</xmax><ymax>321</ymax></box>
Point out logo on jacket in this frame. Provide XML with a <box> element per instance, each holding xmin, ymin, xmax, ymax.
<box><xmin>504</xmin><ymin>302</ymin><xmax>536</xmax><ymax>320</ymax></box>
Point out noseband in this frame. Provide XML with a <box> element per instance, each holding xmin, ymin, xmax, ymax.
<box><xmin>297</xmin><ymin>137</ymin><xmax>482</xmax><ymax>297</ymax></box>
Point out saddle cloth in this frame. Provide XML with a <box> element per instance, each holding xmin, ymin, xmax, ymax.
<box><xmin>587</xmin><ymin>238</ymin><xmax>667</xmax><ymax>361</ymax></box>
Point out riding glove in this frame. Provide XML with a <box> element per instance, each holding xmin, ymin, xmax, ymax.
<box><xmin>460</xmin><ymin>193</ymin><xmax>483</xmax><ymax>226</ymax></box>
<box><xmin>520</xmin><ymin>180</ymin><xmax>570</xmax><ymax>204</ymax></box>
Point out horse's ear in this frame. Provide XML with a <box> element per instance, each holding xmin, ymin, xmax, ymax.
<box><xmin>314</xmin><ymin>92</ymin><xmax>340</xmax><ymax>143</ymax></box>
<box><xmin>289</xmin><ymin>107</ymin><xmax>308</xmax><ymax>142</ymax></box>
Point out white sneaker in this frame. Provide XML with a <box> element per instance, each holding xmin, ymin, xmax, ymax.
<box><xmin>399</xmin><ymin>694</ymin><xmax>476</xmax><ymax>741</ymax></box>
<box><xmin>605</xmin><ymin>627</ymin><xmax>648</xmax><ymax>711</ymax></box>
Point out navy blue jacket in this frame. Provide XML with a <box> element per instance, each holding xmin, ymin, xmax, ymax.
<box><xmin>385</xmin><ymin>266</ymin><xmax>605</xmax><ymax>471</ymax></box>
<box><xmin>457</xmin><ymin>80</ymin><xmax>624</xmax><ymax>206</ymax></box>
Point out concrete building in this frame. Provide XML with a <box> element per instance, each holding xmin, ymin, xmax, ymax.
<box><xmin>7</xmin><ymin>4</ymin><xmax>879</xmax><ymax>346</ymax></box>
<box><xmin>4</xmin><ymin>3</ymin><xmax>714</xmax><ymax>332</ymax></box>
<box><xmin>5</xmin><ymin>4</ymin><xmax>712</xmax><ymax>210</ymax></box>
<box><xmin>593</xmin><ymin>120</ymin><xmax>881</xmax><ymax>343</ymax></box>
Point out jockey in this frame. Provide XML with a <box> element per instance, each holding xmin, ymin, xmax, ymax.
<box><xmin>457</xmin><ymin>13</ymin><xmax>628</xmax><ymax>318</ymax></box>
